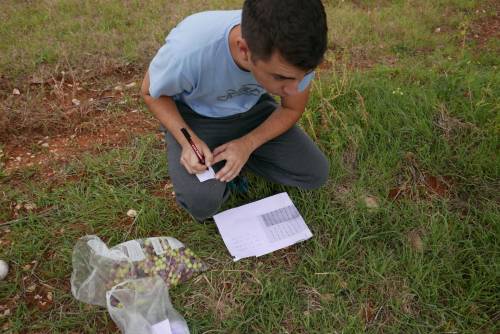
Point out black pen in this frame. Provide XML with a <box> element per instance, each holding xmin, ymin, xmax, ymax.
<box><xmin>181</xmin><ymin>128</ymin><xmax>205</xmax><ymax>165</ymax></box>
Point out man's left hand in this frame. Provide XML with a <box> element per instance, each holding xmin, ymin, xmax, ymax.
<box><xmin>212</xmin><ymin>138</ymin><xmax>254</xmax><ymax>182</ymax></box>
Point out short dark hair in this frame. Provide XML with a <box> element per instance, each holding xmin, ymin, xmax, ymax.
<box><xmin>241</xmin><ymin>0</ymin><xmax>328</xmax><ymax>71</ymax></box>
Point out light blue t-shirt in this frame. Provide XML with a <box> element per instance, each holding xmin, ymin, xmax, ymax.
<box><xmin>149</xmin><ymin>10</ymin><xmax>314</xmax><ymax>118</ymax></box>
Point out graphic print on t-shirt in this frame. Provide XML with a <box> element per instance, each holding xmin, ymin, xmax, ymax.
<box><xmin>217</xmin><ymin>84</ymin><xmax>264</xmax><ymax>101</ymax></box>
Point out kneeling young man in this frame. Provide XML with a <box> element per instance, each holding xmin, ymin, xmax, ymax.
<box><xmin>142</xmin><ymin>0</ymin><xmax>329</xmax><ymax>222</ymax></box>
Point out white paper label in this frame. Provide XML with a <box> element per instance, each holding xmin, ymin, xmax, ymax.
<box><xmin>196</xmin><ymin>167</ymin><xmax>215</xmax><ymax>182</ymax></box>
<box><xmin>151</xmin><ymin>318</ymin><xmax>173</xmax><ymax>334</ymax></box>
<box><xmin>165</xmin><ymin>237</ymin><xmax>184</xmax><ymax>250</ymax></box>
<box><xmin>149</xmin><ymin>237</ymin><xmax>165</xmax><ymax>255</ymax></box>
<box><xmin>120</xmin><ymin>240</ymin><xmax>146</xmax><ymax>261</ymax></box>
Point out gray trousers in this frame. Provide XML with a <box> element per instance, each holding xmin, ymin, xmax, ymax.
<box><xmin>165</xmin><ymin>95</ymin><xmax>329</xmax><ymax>221</ymax></box>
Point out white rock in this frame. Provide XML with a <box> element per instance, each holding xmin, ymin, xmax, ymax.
<box><xmin>24</xmin><ymin>202</ymin><xmax>37</xmax><ymax>211</ymax></box>
<box><xmin>12</xmin><ymin>88</ymin><xmax>20</xmax><ymax>95</ymax></box>
<box><xmin>127</xmin><ymin>209</ymin><xmax>137</xmax><ymax>218</ymax></box>
<box><xmin>0</xmin><ymin>260</ymin><xmax>8</xmax><ymax>280</ymax></box>
<box><xmin>364</xmin><ymin>196</ymin><xmax>379</xmax><ymax>210</ymax></box>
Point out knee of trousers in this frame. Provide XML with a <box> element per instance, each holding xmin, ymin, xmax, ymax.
<box><xmin>300</xmin><ymin>153</ymin><xmax>330</xmax><ymax>190</ymax></box>
<box><xmin>175</xmin><ymin>188</ymin><xmax>224</xmax><ymax>220</ymax></box>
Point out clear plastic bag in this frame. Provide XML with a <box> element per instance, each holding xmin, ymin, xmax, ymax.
<box><xmin>106</xmin><ymin>277</ymin><xmax>190</xmax><ymax>334</ymax></box>
<box><xmin>71</xmin><ymin>235</ymin><xmax>207</xmax><ymax>306</ymax></box>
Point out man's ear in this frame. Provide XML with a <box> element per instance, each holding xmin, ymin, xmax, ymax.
<box><xmin>236</xmin><ymin>38</ymin><xmax>250</xmax><ymax>62</ymax></box>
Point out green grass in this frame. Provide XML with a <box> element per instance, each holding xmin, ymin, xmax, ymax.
<box><xmin>1</xmin><ymin>0</ymin><xmax>499</xmax><ymax>333</ymax></box>
<box><xmin>0</xmin><ymin>0</ymin><xmax>243</xmax><ymax>79</ymax></box>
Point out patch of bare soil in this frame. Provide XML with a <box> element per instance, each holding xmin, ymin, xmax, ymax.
<box><xmin>469</xmin><ymin>4</ymin><xmax>500</xmax><ymax>49</ymax></box>
<box><xmin>150</xmin><ymin>179</ymin><xmax>175</xmax><ymax>198</ymax></box>
<box><xmin>3</xmin><ymin>111</ymin><xmax>158</xmax><ymax>174</ymax></box>
<box><xmin>1</xmin><ymin>63</ymin><xmax>142</xmax><ymax>139</ymax></box>
<box><xmin>324</xmin><ymin>45</ymin><xmax>380</xmax><ymax>71</ymax></box>
<box><xmin>388</xmin><ymin>152</ymin><xmax>454</xmax><ymax>202</ymax></box>
<box><xmin>1</xmin><ymin>64</ymin><xmax>159</xmax><ymax>179</ymax></box>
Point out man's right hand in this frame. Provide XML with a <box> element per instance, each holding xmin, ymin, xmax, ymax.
<box><xmin>180</xmin><ymin>135</ymin><xmax>213</xmax><ymax>175</ymax></box>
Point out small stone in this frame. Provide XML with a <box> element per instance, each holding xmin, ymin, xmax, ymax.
<box><xmin>407</xmin><ymin>230</ymin><xmax>424</xmax><ymax>252</ymax></box>
<box><xmin>12</xmin><ymin>88</ymin><xmax>20</xmax><ymax>95</ymax></box>
<box><xmin>24</xmin><ymin>203</ymin><xmax>37</xmax><ymax>211</ymax></box>
<box><xmin>127</xmin><ymin>209</ymin><xmax>137</xmax><ymax>218</ymax></box>
<box><xmin>364</xmin><ymin>196</ymin><xmax>379</xmax><ymax>210</ymax></box>
<box><xmin>434</xmin><ymin>27</ymin><xmax>441</xmax><ymax>33</ymax></box>
<box><xmin>71</xmin><ymin>98</ymin><xmax>80</xmax><ymax>106</ymax></box>
<box><xmin>0</xmin><ymin>261</ymin><xmax>8</xmax><ymax>280</ymax></box>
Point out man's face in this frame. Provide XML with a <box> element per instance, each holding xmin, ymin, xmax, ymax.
<box><xmin>247</xmin><ymin>51</ymin><xmax>312</xmax><ymax>97</ymax></box>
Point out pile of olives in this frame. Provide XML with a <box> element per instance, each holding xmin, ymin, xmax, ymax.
<box><xmin>105</xmin><ymin>238</ymin><xmax>207</xmax><ymax>292</ymax></box>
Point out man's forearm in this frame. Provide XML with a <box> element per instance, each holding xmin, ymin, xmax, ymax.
<box><xmin>241</xmin><ymin>106</ymin><xmax>303</xmax><ymax>151</ymax></box>
<box><xmin>143</xmin><ymin>94</ymin><xmax>193</xmax><ymax>147</ymax></box>
<box><xmin>241</xmin><ymin>85</ymin><xmax>310</xmax><ymax>152</ymax></box>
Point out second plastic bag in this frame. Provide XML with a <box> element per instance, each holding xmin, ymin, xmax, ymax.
<box><xmin>106</xmin><ymin>277</ymin><xmax>190</xmax><ymax>334</ymax></box>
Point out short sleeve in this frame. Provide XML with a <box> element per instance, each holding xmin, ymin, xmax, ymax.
<box><xmin>148</xmin><ymin>42</ymin><xmax>195</xmax><ymax>99</ymax></box>
<box><xmin>298</xmin><ymin>71</ymin><xmax>315</xmax><ymax>92</ymax></box>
